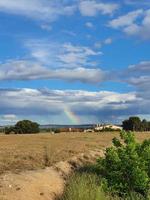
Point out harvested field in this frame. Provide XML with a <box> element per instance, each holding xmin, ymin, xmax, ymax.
<box><xmin>0</xmin><ymin>132</ymin><xmax>150</xmax><ymax>174</ymax></box>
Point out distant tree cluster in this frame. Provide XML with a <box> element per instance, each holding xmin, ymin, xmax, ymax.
<box><xmin>123</xmin><ymin>116</ymin><xmax>150</xmax><ymax>131</ymax></box>
<box><xmin>5</xmin><ymin>120</ymin><xmax>40</xmax><ymax>134</ymax></box>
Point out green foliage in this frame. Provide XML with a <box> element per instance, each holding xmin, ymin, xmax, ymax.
<box><xmin>60</xmin><ymin>173</ymin><xmax>107</xmax><ymax>200</ymax></box>
<box><xmin>5</xmin><ymin>126</ymin><xmax>17</xmax><ymax>134</ymax></box>
<box><xmin>61</xmin><ymin>167</ymin><xmax>146</xmax><ymax>200</ymax></box>
<box><xmin>97</xmin><ymin>131</ymin><xmax>150</xmax><ymax>198</ymax></box>
<box><xmin>15</xmin><ymin>120</ymin><xmax>39</xmax><ymax>134</ymax></box>
<box><xmin>5</xmin><ymin>120</ymin><xmax>39</xmax><ymax>134</ymax></box>
<box><xmin>0</xmin><ymin>127</ymin><xmax>5</xmax><ymax>133</ymax></box>
<box><xmin>123</xmin><ymin>116</ymin><xmax>150</xmax><ymax>131</ymax></box>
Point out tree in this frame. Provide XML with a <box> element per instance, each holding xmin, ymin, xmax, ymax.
<box><xmin>123</xmin><ymin>116</ymin><xmax>150</xmax><ymax>131</ymax></box>
<box><xmin>15</xmin><ymin>120</ymin><xmax>39</xmax><ymax>134</ymax></box>
<box><xmin>5</xmin><ymin>120</ymin><xmax>40</xmax><ymax>134</ymax></box>
<box><xmin>141</xmin><ymin>119</ymin><xmax>149</xmax><ymax>131</ymax></box>
<box><xmin>122</xmin><ymin>119</ymin><xmax>131</xmax><ymax>131</ymax></box>
<box><xmin>123</xmin><ymin>116</ymin><xmax>141</xmax><ymax>131</ymax></box>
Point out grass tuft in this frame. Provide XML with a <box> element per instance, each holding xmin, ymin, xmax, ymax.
<box><xmin>60</xmin><ymin>173</ymin><xmax>107</xmax><ymax>200</ymax></box>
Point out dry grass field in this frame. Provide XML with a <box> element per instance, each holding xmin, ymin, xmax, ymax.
<box><xmin>0</xmin><ymin>132</ymin><xmax>150</xmax><ymax>175</ymax></box>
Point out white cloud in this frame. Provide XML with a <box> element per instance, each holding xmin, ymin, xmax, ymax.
<box><xmin>79</xmin><ymin>1</ymin><xmax>119</xmax><ymax>16</ymax></box>
<box><xmin>0</xmin><ymin>114</ymin><xmax>18</xmax><ymax>124</ymax></box>
<box><xmin>0</xmin><ymin>39</ymin><xmax>104</xmax><ymax>83</ymax></box>
<box><xmin>0</xmin><ymin>60</ymin><xmax>49</xmax><ymax>80</ymax></box>
<box><xmin>109</xmin><ymin>9</ymin><xmax>150</xmax><ymax>39</ymax></box>
<box><xmin>0</xmin><ymin>89</ymin><xmax>136</xmax><ymax>109</ymax></box>
<box><xmin>0</xmin><ymin>60</ymin><xmax>106</xmax><ymax>83</ymax></box>
<box><xmin>0</xmin><ymin>0</ymin><xmax>76</xmax><ymax>22</ymax></box>
<box><xmin>24</xmin><ymin>39</ymin><xmax>58</xmax><ymax>65</ymax></box>
<box><xmin>0</xmin><ymin>0</ymin><xmax>119</xmax><ymax>24</ymax></box>
<box><xmin>121</xmin><ymin>61</ymin><xmax>150</xmax><ymax>99</ymax></box>
<box><xmin>104</xmin><ymin>37</ymin><xmax>112</xmax><ymax>44</ymax></box>
<box><xmin>94</xmin><ymin>38</ymin><xmax>112</xmax><ymax>49</ymax></box>
<box><xmin>94</xmin><ymin>42</ymin><xmax>102</xmax><ymax>49</ymax></box>
<box><xmin>109</xmin><ymin>9</ymin><xmax>143</xmax><ymax>28</ymax></box>
<box><xmin>1</xmin><ymin>114</ymin><xmax>17</xmax><ymax>120</ymax></box>
<box><xmin>128</xmin><ymin>61</ymin><xmax>150</xmax><ymax>72</ymax></box>
<box><xmin>58</xmin><ymin>43</ymin><xmax>102</xmax><ymax>67</ymax></box>
<box><xmin>40</xmin><ymin>24</ymin><xmax>52</xmax><ymax>31</ymax></box>
<box><xmin>85</xmin><ymin>22</ymin><xmax>94</xmax><ymax>28</ymax></box>
<box><xmin>24</xmin><ymin>40</ymin><xmax>102</xmax><ymax>68</ymax></box>
<box><xmin>123</xmin><ymin>23</ymin><xmax>140</xmax><ymax>35</ymax></box>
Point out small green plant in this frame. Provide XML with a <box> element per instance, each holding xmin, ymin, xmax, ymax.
<box><xmin>43</xmin><ymin>146</ymin><xmax>49</xmax><ymax>167</ymax></box>
<box><xmin>60</xmin><ymin>173</ymin><xmax>107</xmax><ymax>200</ymax></box>
<box><xmin>97</xmin><ymin>131</ymin><xmax>150</xmax><ymax>199</ymax></box>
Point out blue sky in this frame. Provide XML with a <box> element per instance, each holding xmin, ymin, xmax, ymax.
<box><xmin>0</xmin><ymin>0</ymin><xmax>150</xmax><ymax>125</ymax></box>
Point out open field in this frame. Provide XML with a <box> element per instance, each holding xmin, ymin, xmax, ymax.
<box><xmin>0</xmin><ymin>132</ymin><xmax>150</xmax><ymax>175</ymax></box>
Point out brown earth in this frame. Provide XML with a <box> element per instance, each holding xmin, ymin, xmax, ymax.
<box><xmin>0</xmin><ymin>149</ymin><xmax>104</xmax><ymax>200</ymax></box>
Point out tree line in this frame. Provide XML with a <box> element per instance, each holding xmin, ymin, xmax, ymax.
<box><xmin>2</xmin><ymin>116</ymin><xmax>150</xmax><ymax>134</ymax></box>
<box><xmin>122</xmin><ymin>116</ymin><xmax>150</xmax><ymax>131</ymax></box>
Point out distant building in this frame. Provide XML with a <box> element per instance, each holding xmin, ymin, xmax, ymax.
<box><xmin>84</xmin><ymin>129</ymin><xmax>94</xmax><ymax>133</ymax></box>
<box><xmin>94</xmin><ymin>124</ymin><xmax>122</xmax><ymax>131</ymax></box>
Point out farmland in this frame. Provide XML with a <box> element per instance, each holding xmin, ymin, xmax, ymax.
<box><xmin>0</xmin><ymin>132</ymin><xmax>150</xmax><ymax>175</ymax></box>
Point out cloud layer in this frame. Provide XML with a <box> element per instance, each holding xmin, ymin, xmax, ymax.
<box><xmin>0</xmin><ymin>0</ymin><xmax>118</xmax><ymax>23</ymax></box>
<box><xmin>0</xmin><ymin>0</ymin><xmax>76</xmax><ymax>22</ymax></box>
<box><xmin>0</xmin><ymin>40</ymin><xmax>105</xmax><ymax>83</ymax></box>
<box><xmin>0</xmin><ymin>88</ymin><xmax>141</xmax><ymax>124</ymax></box>
<box><xmin>126</xmin><ymin>61</ymin><xmax>150</xmax><ymax>99</ymax></box>
<box><xmin>0</xmin><ymin>60</ymin><xmax>106</xmax><ymax>83</ymax></box>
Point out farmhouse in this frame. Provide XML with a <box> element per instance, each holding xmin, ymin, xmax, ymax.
<box><xmin>94</xmin><ymin>124</ymin><xmax>122</xmax><ymax>131</ymax></box>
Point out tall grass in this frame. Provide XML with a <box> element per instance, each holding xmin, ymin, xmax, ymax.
<box><xmin>60</xmin><ymin>171</ymin><xmax>146</xmax><ymax>200</ymax></box>
<box><xmin>60</xmin><ymin>173</ymin><xmax>108</xmax><ymax>200</ymax></box>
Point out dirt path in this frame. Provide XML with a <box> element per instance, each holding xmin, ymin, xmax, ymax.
<box><xmin>0</xmin><ymin>149</ymin><xmax>104</xmax><ymax>200</ymax></box>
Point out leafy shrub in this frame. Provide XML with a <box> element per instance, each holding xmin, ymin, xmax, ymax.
<box><xmin>97</xmin><ymin>131</ymin><xmax>150</xmax><ymax>199</ymax></box>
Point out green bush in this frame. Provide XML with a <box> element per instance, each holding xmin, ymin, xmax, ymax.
<box><xmin>97</xmin><ymin>131</ymin><xmax>150</xmax><ymax>198</ymax></box>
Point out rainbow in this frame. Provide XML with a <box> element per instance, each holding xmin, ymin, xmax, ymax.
<box><xmin>64</xmin><ymin>106</ymin><xmax>80</xmax><ymax>124</ymax></box>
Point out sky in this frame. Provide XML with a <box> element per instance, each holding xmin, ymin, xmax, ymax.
<box><xmin>0</xmin><ymin>0</ymin><xmax>150</xmax><ymax>125</ymax></box>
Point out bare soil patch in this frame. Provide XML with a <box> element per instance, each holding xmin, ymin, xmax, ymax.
<box><xmin>0</xmin><ymin>149</ymin><xmax>104</xmax><ymax>200</ymax></box>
